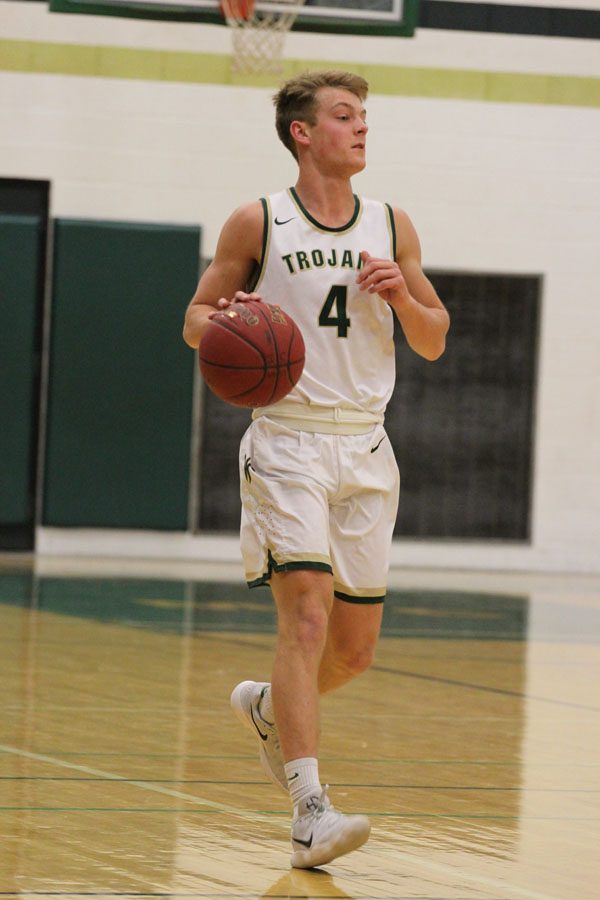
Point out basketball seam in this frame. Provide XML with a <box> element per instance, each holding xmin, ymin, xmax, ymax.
<box><xmin>286</xmin><ymin>322</ymin><xmax>297</xmax><ymax>390</ymax></box>
<box><xmin>200</xmin><ymin>313</ymin><xmax>268</xmax><ymax>404</ymax></box>
<box><xmin>228</xmin><ymin>375</ymin><xmax>270</xmax><ymax>401</ymax></box>
<box><xmin>199</xmin><ymin>301</ymin><xmax>303</xmax><ymax>406</ymax></box>
<box><xmin>256</xmin><ymin>303</ymin><xmax>280</xmax><ymax>407</ymax></box>
<box><xmin>199</xmin><ymin>360</ymin><xmax>303</xmax><ymax>371</ymax></box>
<box><xmin>201</xmin><ymin>316</ymin><xmax>304</xmax><ymax>369</ymax></box>
<box><xmin>199</xmin><ymin>318</ymin><xmax>269</xmax><ymax>364</ymax></box>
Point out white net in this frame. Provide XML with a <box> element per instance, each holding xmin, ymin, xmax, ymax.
<box><xmin>221</xmin><ymin>0</ymin><xmax>307</xmax><ymax>75</ymax></box>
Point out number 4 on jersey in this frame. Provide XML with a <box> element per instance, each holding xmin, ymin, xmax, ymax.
<box><xmin>318</xmin><ymin>285</ymin><xmax>351</xmax><ymax>338</ymax></box>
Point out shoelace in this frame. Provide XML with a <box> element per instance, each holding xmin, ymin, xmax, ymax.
<box><xmin>313</xmin><ymin>785</ymin><xmax>332</xmax><ymax>816</ymax></box>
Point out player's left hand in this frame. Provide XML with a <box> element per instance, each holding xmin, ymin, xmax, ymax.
<box><xmin>357</xmin><ymin>250</ymin><xmax>410</xmax><ymax>307</ymax></box>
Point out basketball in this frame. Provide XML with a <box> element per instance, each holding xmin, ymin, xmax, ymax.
<box><xmin>198</xmin><ymin>300</ymin><xmax>305</xmax><ymax>407</ymax></box>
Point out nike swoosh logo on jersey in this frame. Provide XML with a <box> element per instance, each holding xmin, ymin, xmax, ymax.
<box><xmin>370</xmin><ymin>436</ymin><xmax>386</xmax><ymax>453</ymax></box>
<box><xmin>274</xmin><ymin>216</ymin><xmax>296</xmax><ymax>225</ymax></box>
<box><xmin>250</xmin><ymin>705</ymin><xmax>268</xmax><ymax>741</ymax></box>
<box><xmin>293</xmin><ymin>833</ymin><xmax>313</xmax><ymax>849</ymax></box>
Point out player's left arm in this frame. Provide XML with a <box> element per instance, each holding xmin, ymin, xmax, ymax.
<box><xmin>357</xmin><ymin>208</ymin><xmax>449</xmax><ymax>361</ymax></box>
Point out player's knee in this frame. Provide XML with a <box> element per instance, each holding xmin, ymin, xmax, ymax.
<box><xmin>337</xmin><ymin>640</ymin><xmax>376</xmax><ymax>677</ymax></box>
<box><xmin>293</xmin><ymin>603</ymin><xmax>329</xmax><ymax>653</ymax></box>
<box><xmin>278</xmin><ymin>596</ymin><xmax>329</xmax><ymax>655</ymax></box>
<box><xmin>273</xmin><ymin>570</ymin><xmax>332</xmax><ymax>653</ymax></box>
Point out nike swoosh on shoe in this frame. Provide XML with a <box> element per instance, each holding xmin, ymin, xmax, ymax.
<box><xmin>249</xmin><ymin>705</ymin><xmax>268</xmax><ymax>741</ymax></box>
<box><xmin>293</xmin><ymin>833</ymin><xmax>313</xmax><ymax>849</ymax></box>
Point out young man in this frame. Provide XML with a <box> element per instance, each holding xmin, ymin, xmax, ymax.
<box><xmin>183</xmin><ymin>70</ymin><xmax>449</xmax><ymax>868</ymax></box>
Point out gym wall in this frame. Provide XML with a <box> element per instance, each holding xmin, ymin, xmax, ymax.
<box><xmin>0</xmin><ymin>0</ymin><xmax>598</xmax><ymax>572</ymax></box>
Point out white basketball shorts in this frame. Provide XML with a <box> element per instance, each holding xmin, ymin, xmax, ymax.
<box><xmin>239</xmin><ymin>416</ymin><xmax>400</xmax><ymax>603</ymax></box>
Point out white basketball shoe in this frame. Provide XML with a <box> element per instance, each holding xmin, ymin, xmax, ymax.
<box><xmin>290</xmin><ymin>787</ymin><xmax>371</xmax><ymax>869</ymax></box>
<box><xmin>230</xmin><ymin>680</ymin><xmax>287</xmax><ymax>792</ymax></box>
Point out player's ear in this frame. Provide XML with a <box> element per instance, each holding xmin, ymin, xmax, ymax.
<box><xmin>290</xmin><ymin>120</ymin><xmax>310</xmax><ymax>148</ymax></box>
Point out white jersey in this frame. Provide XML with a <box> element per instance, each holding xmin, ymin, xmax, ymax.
<box><xmin>252</xmin><ymin>188</ymin><xmax>397</xmax><ymax>422</ymax></box>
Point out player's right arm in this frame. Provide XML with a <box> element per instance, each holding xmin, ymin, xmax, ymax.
<box><xmin>182</xmin><ymin>201</ymin><xmax>264</xmax><ymax>349</ymax></box>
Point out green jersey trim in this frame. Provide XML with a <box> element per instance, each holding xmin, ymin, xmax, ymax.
<box><xmin>288</xmin><ymin>187</ymin><xmax>363</xmax><ymax>235</ymax></box>
<box><xmin>248</xmin><ymin>197</ymin><xmax>270</xmax><ymax>292</ymax></box>
<box><xmin>385</xmin><ymin>203</ymin><xmax>397</xmax><ymax>262</ymax></box>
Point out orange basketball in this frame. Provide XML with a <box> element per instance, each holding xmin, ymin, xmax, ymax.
<box><xmin>198</xmin><ymin>300</ymin><xmax>305</xmax><ymax>408</ymax></box>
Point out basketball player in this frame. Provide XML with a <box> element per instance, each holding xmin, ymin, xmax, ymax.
<box><xmin>183</xmin><ymin>70</ymin><xmax>449</xmax><ymax>868</ymax></box>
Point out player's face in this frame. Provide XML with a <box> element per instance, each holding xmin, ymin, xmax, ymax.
<box><xmin>308</xmin><ymin>87</ymin><xmax>368</xmax><ymax>174</ymax></box>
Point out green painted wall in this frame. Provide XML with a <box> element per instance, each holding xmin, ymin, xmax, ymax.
<box><xmin>43</xmin><ymin>219</ymin><xmax>200</xmax><ymax>529</ymax></box>
<box><xmin>0</xmin><ymin>215</ymin><xmax>41</xmax><ymax>530</ymax></box>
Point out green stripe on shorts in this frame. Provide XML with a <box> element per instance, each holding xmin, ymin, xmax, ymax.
<box><xmin>334</xmin><ymin>590</ymin><xmax>385</xmax><ymax>604</ymax></box>
<box><xmin>247</xmin><ymin>554</ymin><xmax>333</xmax><ymax>588</ymax></box>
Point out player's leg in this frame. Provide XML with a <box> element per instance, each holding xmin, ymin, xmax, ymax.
<box><xmin>231</xmin><ymin>419</ymin><xmax>334</xmax><ymax>793</ymax></box>
<box><xmin>231</xmin><ymin>421</ymin><xmax>371</xmax><ymax>866</ymax></box>
<box><xmin>318</xmin><ymin>598</ymin><xmax>383</xmax><ymax>694</ymax></box>
<box><xmin>279</xmin><ymin>428</ymin><xmax>397</xmax><ymax>866</ymax></box>
<box><xmin>270</xmin><ymin>567</ymin><xmax>370</xmax><ymax>869</ymax></box>
<box><xmin>269</xmin><ymin>567</ymin><xmax>333</xmax><ymax>761</ymax></box>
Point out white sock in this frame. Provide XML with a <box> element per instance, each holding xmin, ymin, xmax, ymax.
<box><xmin>258</xmin><ymin>684</ymin><xmax>274</xmax><ymax>724</ymax></box>
<box><xmin>284</xmin><ymin>757</ymin><xmax>322</xmax><ymax>813</ymax></box>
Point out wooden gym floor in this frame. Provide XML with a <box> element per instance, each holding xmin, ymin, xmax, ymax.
<box><xmin>1</xmin><ymin>557</ymin><xmax>599</xmax><ymax>900</ymax></box>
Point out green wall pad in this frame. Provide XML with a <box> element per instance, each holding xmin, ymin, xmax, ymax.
<box><xmin>0</xmin><ymin>215</ymin><xmax>42</xmax><ymax>531</ymax></box>
<box><xmin>44</xmin><ymin>218</ymin><xmax>200</xmax><ymax>529</ymax></box>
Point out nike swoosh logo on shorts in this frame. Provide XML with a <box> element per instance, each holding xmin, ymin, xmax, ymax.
<box><xmin>274</xmin><ymin>216</ymin><xmax>295</xmax><ymax>225</ymax></box>
<box><xmin>370</xmin><ymin>436</ymin><xmax>386</xmax><ymax>453</ymax></box>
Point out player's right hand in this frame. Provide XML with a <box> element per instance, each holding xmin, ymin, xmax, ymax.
<box><xmin>217</xmin><ymin>291</ymin><xmax>264</xmax><ymax>309</ymax></box>
<box><xmin>210</xmin><ymin>292</ymin><xmax>264</xmax><ymax>317</ymax></box>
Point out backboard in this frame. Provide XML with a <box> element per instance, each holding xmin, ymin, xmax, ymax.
<box><xmin>48</xmin><ymin>0</ymin><xmax>419</xmax><ymax>37</ymax></box>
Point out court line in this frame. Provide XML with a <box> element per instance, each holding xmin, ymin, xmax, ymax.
<box><xmin>2</xmin><ymin>808</ymin><xmax>597</xmax><ymax>821</ymax></box>
<box><xmin>0</xmin><ymin>895</ymin><xmax>513</xmax><ymax>899</ymax></box>
<box><xmin>2</xmin><ymin>776</ymin><xmax>597</xmax><ymax>793</ymax></box>
<box><xmin>0</xmin><ymin>744</ymin><xmax>573</xmax><ymax>900</ymax></box>
<box><xmin>2</xmin><ymin>749</ymin><xmax>598</xmax><ymax>766</ymax></box>
<box><xmin>0</xmin><ymin>743</ymin><xmax>283</xmax><ymax>826</ymax></box>
<box><xmin>372</xmin><ymin>664</ymin><xmax>600</xmax><ymax>712</ymax></box>
<box><xmin>368</xmin><ymin>846</ymin><xmax>567</xmax><ymax>900</ymax></box>
<box><xmin>3</xmin><ymin>750</ymin><xmax>599</xmax><ymax>766</ymax></box>
<box><xmin>0</xmin><ymin>896</ymin><xmax>516</xmax><ymax>900</ymax></box>
<box><xmin>197</xmin><ymin>634</ymin><xmax>600</xmax><ymax>711</ymax></box>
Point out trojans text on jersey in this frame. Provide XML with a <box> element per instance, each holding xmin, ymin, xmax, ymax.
<box><xmin>281</xmin><ymin>248</ymin><xmax>365</xmax><ymax>275</ymax></box>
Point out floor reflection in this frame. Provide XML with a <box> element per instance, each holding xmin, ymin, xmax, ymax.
<box><xmin>262</xmin><ymin>867</ymin><xmax>354</xmax><ymax>898</ymax></box>
<box><xmin>1</xmin><ymin>561</ymin><xmax>599</xmax><ymax>898</ymax></box>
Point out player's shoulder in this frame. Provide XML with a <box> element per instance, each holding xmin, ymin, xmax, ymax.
<box><xmin>373</xmin><ymin>201</ymin><xmax>412</xmax><ymax>227</ymax></box>
<box><xmin>384</xmin><ymin>205</ymin><xmax>420</xmax><ymax>243</ymax></box>
<box><xmin>219</xmin><ymin>200</ymin><xmax>265</xmax><ymax>252</ymax></box>
<box><xmin>384</xmin><ymin>205</ymin><xmax>422</xmax><ymax>262</ymax></box>
<box><xmin>359</xmin><ymin>197</ymin><xmax>421</xmax><ymax>261</ymax></box>
<box><xmin>224</xmin><ymin>199</ymin><xmax>264</xmax><ymax>231</ymax></box>
<box><xmin>360</xmin><ymin>196</ymin><xmax>409</xmax><ymax>222</ymax></box>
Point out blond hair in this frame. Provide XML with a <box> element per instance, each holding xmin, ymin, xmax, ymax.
<box><xmin>273</xmin><ymin>70</ymin><xmax>369</xmax><ymax>160</ymax></box>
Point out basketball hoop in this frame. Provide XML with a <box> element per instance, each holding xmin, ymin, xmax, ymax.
<box><xmin>220</xmin><ymin>0</ymin><xmax>306</xmax><ymax>76</ymax></box>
